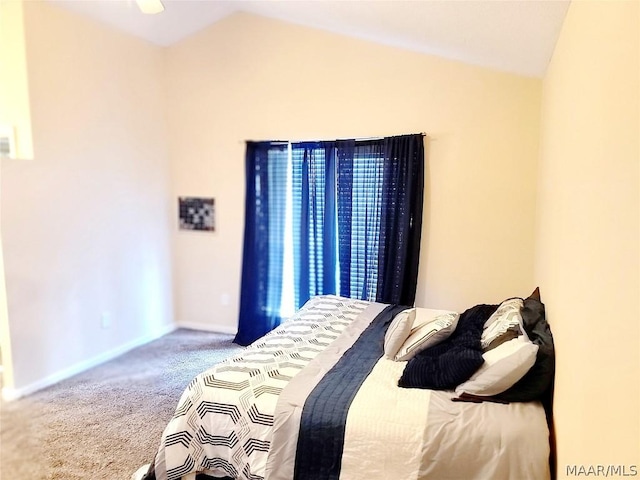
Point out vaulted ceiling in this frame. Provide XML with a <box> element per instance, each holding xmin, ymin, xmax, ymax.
<box><xmin>49</xmin><ymin>0</ymin><xmax>571</xmax><ymax>78</ymax></box>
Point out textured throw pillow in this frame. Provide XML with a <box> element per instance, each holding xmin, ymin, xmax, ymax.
<box><xmin>481</xmin><ymin>298</ymin><xmax>525</xmax><ymax>351</ymax></box>
<box><xmin>455</xmin><ymin>336</ymin><xmax>538</xmax><ymax>397</ymax></box>
<box><xmin>394</xmin><ymin>309</ymin><xmax>460</xmax><ymax>362</ymax></box>
<box><xmin>384</xmin><ymin>308</ymin><xmax>416</xmax><ymax>359</ymax></box>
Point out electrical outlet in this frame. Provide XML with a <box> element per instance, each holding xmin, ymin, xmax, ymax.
<box><xmin>101</xmin><ymin>312</ymin><xmax>111</xmax><ymax>329</ymax></box>
<box><xmin>220</xmin><ymin>294</ymin><xmax>229</xmax><ymax>306</ymax></box>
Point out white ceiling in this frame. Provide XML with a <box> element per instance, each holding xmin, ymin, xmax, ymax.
<box><xmin>49</xmin><ymin>0</ymin><xmax>571</xmax><ymax>78</ymax></box>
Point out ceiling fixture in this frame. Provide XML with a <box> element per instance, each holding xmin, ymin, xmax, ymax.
<box><xmin>136</xmin><ymin>0</ymin><xmax>164</xmax><ymax>15</ymax></box>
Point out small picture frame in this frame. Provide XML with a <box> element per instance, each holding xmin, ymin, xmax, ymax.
<box><xmin>0</xmin><ymin>125</ymin><xmax>16</xmax><ymax>159</ymax></box>
<box><xmin>179</xmin><ymin>197</ymin><xmax>215</xmax><ymax>232</ymax></box>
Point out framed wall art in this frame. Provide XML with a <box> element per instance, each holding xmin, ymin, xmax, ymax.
<box><xmin>178</xmin><ymin>196</ymin><xmax>215</xmax><ymax>232</ymax></box>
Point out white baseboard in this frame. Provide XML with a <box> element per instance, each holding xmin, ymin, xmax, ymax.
<box><xmin>176</xmin><ymin>321</ymin><xmax>237</xmax><ymax>336</ymax></box>
<box><xmin>2</xmin><ymin>323</ymin><xmax>176</xmax><ymax>402</ymax></box>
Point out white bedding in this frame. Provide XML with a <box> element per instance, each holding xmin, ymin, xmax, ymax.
<box><xmin>141</xmin><ymin>295</ymin><xmax>550</xmax><ymax>480</ymax></box>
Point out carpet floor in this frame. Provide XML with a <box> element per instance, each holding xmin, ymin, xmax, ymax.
<box><xmin>0</xmin><ymin>329</ymin><xmax>243</xmax><ymax>480</ymax></box>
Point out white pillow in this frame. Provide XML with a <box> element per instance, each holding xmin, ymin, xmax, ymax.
<box><xmin>455</xmin><ymin>336</ymin><xmax>539</xmax><ymax>396</ymax></box>
<box><xmin>394</xmin><ymin>309</ymin><xmax>460</xmax><ymax>362</ymax></box>
<box><xmin>481</xmin><ymin>298</ymin><xmax>525</xmax><ymax>351</ymax></box>
<box><xmin>384</xmin><ymin>308</ymin><xmax>416</xmax><ymax>359</ymax></box>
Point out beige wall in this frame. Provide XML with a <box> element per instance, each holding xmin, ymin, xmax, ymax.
<box><xmin>536</xmin><ymin>0</ymin><xmax>639</xmax><ymax>473</ymax></box>
<box><xmin>166</xmin><ymin>12</ymin><xmax>542</xmax><ymax>332</ymax></box>
<box><xmin>1</xmin><ymin>2</ymin><xmax>174</xmax><ymax>395</ymax></box>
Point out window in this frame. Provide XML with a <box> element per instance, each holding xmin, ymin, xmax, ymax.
<box><xmin>235</xmin><ymin>134</ymin><xmax>424</xmax><ymax>346</ymax></box>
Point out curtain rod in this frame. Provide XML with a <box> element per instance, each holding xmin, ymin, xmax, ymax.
<box><xmin>243</xmin><ymin>132</ymin><xmax>426</xmax><ymax>144</ymax></box>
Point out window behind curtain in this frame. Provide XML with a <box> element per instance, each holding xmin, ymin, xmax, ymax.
<box><xmin>265</xmin><ymin>147</ymin><xmax>289</xmax><ymax>317</ymax></box>
<box><xmin>342</xmin><ymin>142</ymin><xmax>385</xmax><ymax>300</ymax></box>
<box><xmin>290</xmin><ymin>143</ymin><xmax>333</xmax><ymax>310</ymax></box>
<box><xmin>288</xmin><ymin>141</ymin><xmax>388</xmax><ymax>311</ymax></box>
<box><xmin>235</xmin><ymin>134</ymin><xmax>424</xmax><ymax>346</ymax></box>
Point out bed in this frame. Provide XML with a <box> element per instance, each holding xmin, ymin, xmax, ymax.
<box><xmin>135</xmin><ymin>291</ymin><xmax>555</xmax><ymax>480</ymax></box>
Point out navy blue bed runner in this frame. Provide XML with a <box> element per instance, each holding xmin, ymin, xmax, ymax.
<box><xmin>293</xmin><ymin>304</ymin><xmax>405</xmax><ymax>480</ymax></box>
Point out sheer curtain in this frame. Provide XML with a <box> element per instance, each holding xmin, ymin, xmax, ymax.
<box><xmin>234</xmin><ymin>134</ymin><xmax>424</xmax><ymax>346</ymax></box>
<box><xmin>291</xmin><ymin>142</ymin><xmax>337</xmax><ymax>309</ymax></box>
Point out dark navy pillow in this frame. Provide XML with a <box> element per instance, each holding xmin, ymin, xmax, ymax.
<box><xmin>494</xmin><ymin>288</ymin><xmax>555</xmax><ymax>403</ymax></box>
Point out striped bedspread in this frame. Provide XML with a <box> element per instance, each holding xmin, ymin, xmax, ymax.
<box><xmin>146</xmin><ymin>295</ymin><xmax>550</xmax><ymax>480</ymax></box>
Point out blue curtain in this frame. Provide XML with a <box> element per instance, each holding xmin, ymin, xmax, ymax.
<box><xmin>335</xmin><ymin>135</ymin><xmax>423</xmax><ymax>305</ymax></box>
<box><xmin>235</xmin><ymin>134</ymin><xmax>424</xmax><ymax>345</ymax></box>
<box><xmin>337</xmin><ymin>140</ymin><xmax>385</xmax><ymax>300</ymax></box>
<box><xmin>291</xmin><ymin>142</ymin><xmax>337</xmax><ymax>309</ymax></box>
<box><xmin>234</xmin><ymin>141</ymin><xmax>289</xmax><ymax>346</ymax></box>
<box><xmin>376</xmin><ymin>134</ymin><xmax>424</xmax><ymax>305</ymax></box>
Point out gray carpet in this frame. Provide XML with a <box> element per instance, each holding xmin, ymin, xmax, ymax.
<box><xmin>0</xmin><ymin>329</ymin><xmax>243</xmax><ymax>480</ymax></box>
